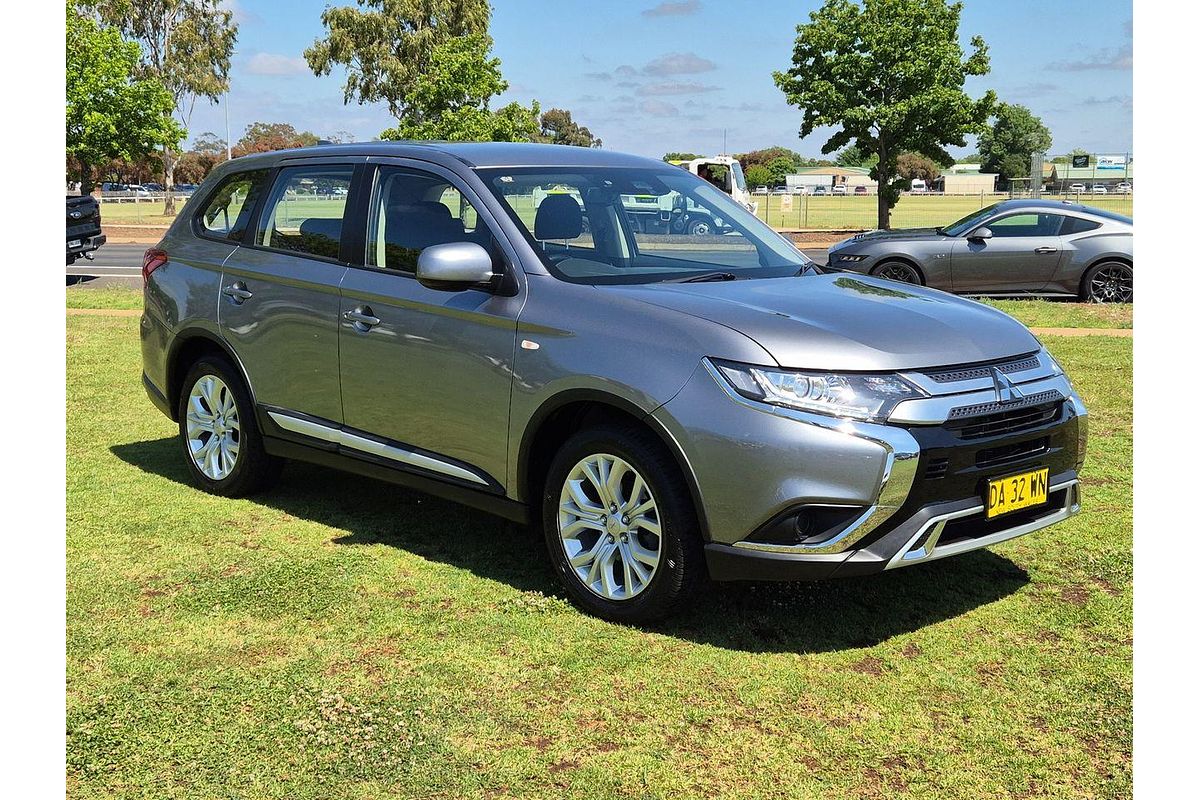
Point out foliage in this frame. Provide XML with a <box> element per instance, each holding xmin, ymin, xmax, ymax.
<box><xmin>663</xmin><ymin>151</ymin><xmax>703</xmax><ymax>162</ymax></box>
<box><xmin>896</xmin><ymin>152</ymin><xmax>942</xmax><ymax>182</ymax></box>
<box><xmin>954</xmin><ymin>152</ymin><xmax>981</xmax><ymax>163</ymax></box>
<box><xmin>766</xmin><ymin>155</ymin><xmax>795</xmax><ymax>184</ymax></box>
<box><xmin>377</xmin><ymin>33</ymin><xmax>540</xmax><ymax>142</ymax></box>
<box><xmin>538</xmin><ymin>108</ymin><xmax>601</xmax><ymax>147</ymax></box>
<box><xmin>86</xmin><ymin>0</ymin><xmax>238</xmax><ymax>212</ymax></box>
<box><xmin>66</xmin><ymin>6</ymin><xmax>182</xmax><ymax>192</ymax></box>
<box><xmin>774</xmin><ymin>0</ymin><xmax>995</xmax><ymax>228</ymax></box>
<box><xmin>744</xmin><ymin>164</ymin><xmax>773</xmax><ymax>189</ymax></box>
<box><xmin>978</xmin><ymin>103</ymin><xmax>1053</xmax><ymax>184</ymax></box>
<box><xmin>1052</xmin><ymin>147</ymin><xmax>1091</xmax><ymax>164</ymax></box>
<box><xmin>835</xmin><ymin>144</ymin><xmax>877</xmax><ymax>168</ymax></box>
<box><xmin>232</xmin><ymin>122</ymin><xmax>320</xmax><ymax>157</ymax></box>
<box><xmin>306</xmin><ymin>0</ymin><xmax>490</xmax><ymax>123</ymax></box>
<box><xmin>173</xmin><ymin>131</ymin><xmax>227</xmax><ymax>184</ymax></box>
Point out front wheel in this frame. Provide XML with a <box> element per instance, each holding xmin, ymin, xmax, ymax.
<box><xmin>177</xmin><ymin>356</ymin><xmax>282</xmax><ymax>497</ymax></box>
<box><xmin>1081</xmin><ymin>261</ymin><xmax>1133</xmax><ymax>303</ymax></box>
<box><xmin>871</xmin><ymin>260</ymin><xmax>923</xmax><ymax>284</ymax></box>
<box><xmin>541</xmin><ymin>425</ymin><xmax>705</xmax><ymax>623</ymax></box>
<box><xmin>687</xmin><ymin>218</ymin><xmax>712</xmax><ymax>236</ymax></box>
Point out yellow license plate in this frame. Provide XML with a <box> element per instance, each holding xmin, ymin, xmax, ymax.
<box><xmin>986</xmin><ymin>467</ymin><xmax>1049</xmax><ymax>519</ymax></box>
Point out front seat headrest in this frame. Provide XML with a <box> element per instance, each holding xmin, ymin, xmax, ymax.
<box><xmin>534</xmin><ymin>194</ymin><xmax>582</xmax><ymax>240</ymax></box>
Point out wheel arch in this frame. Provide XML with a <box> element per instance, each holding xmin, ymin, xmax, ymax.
<box><xmin>870</xmin><ymin>255</ymin><xmax>927</xmax><ymax>284</ymax></box>
<box><xmin>165</xmin><ymin>329</ymin><xmax>254</xmax><ymax>422</ymax></box>
<box><xmin>517</xmin><ymin>389</ymin><xmax>710</xmax><ymax>541</ymax></box>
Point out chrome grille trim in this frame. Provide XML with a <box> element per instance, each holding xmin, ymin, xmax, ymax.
<box><xmin>923</xmin><ymin>355</ymin><xmax>1042</xmax><ymax>384</ymax></box>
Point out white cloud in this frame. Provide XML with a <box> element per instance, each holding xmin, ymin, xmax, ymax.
<box><xmin>642</xmin><ymin>1</ymin><xmax>702</xmax><ymax>17</ymax></box>
<box><xmin>637</xmin><ymin>82</ymin><xmax>718</xmax><ymax>96</ymax></box>
<box><xmin>642</xmin><ymin>52</ymin><xmax>717</xmax><ymax>76</ymax></box>
<box><xmin>245</xmin><ymin>52</ymin><xmax>309</xmax><ymax>76</ymax></box>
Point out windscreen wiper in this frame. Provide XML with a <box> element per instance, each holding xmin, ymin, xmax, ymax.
<box><xmin>667</xmin><ymin>271</ymin><xmax>738</xmax><ymax>283</ymax></box>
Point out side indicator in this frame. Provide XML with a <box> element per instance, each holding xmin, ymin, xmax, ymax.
<box><xmin>520</xmin><ymin>339</ymin><xmax>540</xmax><ymax>351</ymax></box>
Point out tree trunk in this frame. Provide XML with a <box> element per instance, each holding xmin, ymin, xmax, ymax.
<box><xmin>163</xmin><ymin>144</ymin><xmax>178</xmax><ymax>216</ymax></box>
<box><xmin>79</xmin><ymin>159</ymin><xmax>93</xmax><ymax>195</ymax></box>
<box><xmin>876</xmin><ymin>137</ymin><xmax>891</xmax><ymax>230</ymax></box>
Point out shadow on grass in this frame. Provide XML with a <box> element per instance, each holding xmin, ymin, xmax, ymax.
<box><xmin>112</xmin><ymin>437</ymin><xmax>1030</xmax><ymax>654</ymax></box>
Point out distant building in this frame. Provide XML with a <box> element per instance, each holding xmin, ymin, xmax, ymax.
<box><xmin>792</xmin><ymin>166</ymin><xmax>878</xmax><ymax>191</ymax></box>
<box><xmin>937</xmin><ymin>164</ymin><xmax>999</xmax><ymax>194</ymax></box>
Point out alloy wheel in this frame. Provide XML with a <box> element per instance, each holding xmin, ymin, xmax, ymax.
<box><xmin>557</xmin><ymin>453</ymin><xmax>662</xmax><ymax>601</ymax></box>
<box><xmin>185</xmin><ymin>374</ymin><xmax>241</xmax><ymax>481</ymax></box>
<box><xmin>875</xmin><ymin>262</ymin><xmax>920</xmax><ymax>284</ymax></box>
<box><xmin>689</xmin><ymin>220</ymin><xmax>711</xmax><ymax>235</ymax></box>
<box><xmin>1087</xmin><ymin>264</ymin><xmax>1133</xmax><ymax>303</ymax></box>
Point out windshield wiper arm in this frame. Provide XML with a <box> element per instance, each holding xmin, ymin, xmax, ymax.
<box><xmin>667</xmin><ymin>271</ymin><xmax>738</xmax><ymax>283</ymax></box>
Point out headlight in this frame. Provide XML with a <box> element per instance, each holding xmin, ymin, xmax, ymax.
<box><xmin>836</xmin><ymin>254</ymin><xmax>867</xmax><ymax>262</ymax></box>
<box><xmin>712</xmin><ymin>360</ymin><xmax>925</xmax><ymax>422</ymax></box>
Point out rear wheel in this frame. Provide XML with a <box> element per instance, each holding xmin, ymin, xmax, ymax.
<box><xmin>541</xmin><ymin>424</ymin><xmax>705</xmax><ymax>623</ymax></box>
<box><xmin>687</xmin><ymin>218</ymin><xmax>712</xmax><ymax>236</ymax></box>
<box><xmin>1081</xmin><ymin>261</ymin><xmax>1133</xmax><ymax>303</ymax></box>
<box><xmin>871</xmin><ymin>260</ymin><xmax>923</xmax><ymax>284</ymax></box>
<box><xmin>177</xmin><ymin>356</ymin><xmax>282</xmax><ymax>497</ymax></box>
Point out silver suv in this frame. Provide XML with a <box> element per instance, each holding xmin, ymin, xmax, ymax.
<box><xmin>140</xmin><ymin>142</ymin><xmax>1087</xmax><ymax>623</ymax></box>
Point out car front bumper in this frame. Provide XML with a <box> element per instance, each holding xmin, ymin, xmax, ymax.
<box><xmin>654</xmin><ymin>353</ymin><xmax>1087</xmax><ymax>582</ymax></box>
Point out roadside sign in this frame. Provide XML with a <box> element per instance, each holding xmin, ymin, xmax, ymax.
<box><xmin>780</xmin><ymin>194</ymin><xmax>793</xmax><ymax>212</ymax></box>
<box><xmin>1072</xmin><ymin>155</ymin><xmax>1090</xmax><ymax>168</ymax></box>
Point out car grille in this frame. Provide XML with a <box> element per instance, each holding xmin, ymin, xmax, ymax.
<box><xmin>922</xmin><ymin>354</ymin><xmax>1041</xmax><ymax>384</ymax></box>
<box><xmin>946</xmin><ymin>394</ymin><xmax>1063</xmax><ymax>440</ymax></box>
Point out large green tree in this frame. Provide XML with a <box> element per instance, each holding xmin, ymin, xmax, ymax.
<box><xmin>978</xmin><ymin>103</ymin><xmax>1053</xmax><ymax>185</ymax></box>
<box><xmin>306</xmin><ymin>0</ymin><xmax>490</xmax><ymax>126</ymax></box>
<box><xmin>66</xmin><ymin>7</ymin><xmax>182</xmax><ymax>194</ymax></box>
<box><xmin>539</xmin><ymin>108</ymin><xmax>602</xmax><ymax>147</ymax></box>
<box><xmin>86</xmin><ymin>0</ymin><xmax>238</xmax><ymax>215</ymax></box>
<box><xmin>774</xmin><ymin>0</ymin><xmax>995</xmax><ymax>228</ymax></box>
<box><xmin>377</xmin><ymin>33</ymin><xmax>540</xmax><ymax>142</ymax></box>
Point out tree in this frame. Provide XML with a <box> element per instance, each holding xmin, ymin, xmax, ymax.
<box><xmin>377</xmin><ymin>33</ymin><xmax>540</xmax><ymax>142</ymax></box>
<box><xmin>896</xmin><ymin>152</ymin><xmax>942</xmax><ymax>182</ymax></box>
<box><xmin>977</xmin><ymin>103</ymin><xmax>1052</xmax><ymax>185</ymax></box>
<box><xmin>744</xmin><ymin>164</ymin><xmax>773</xmax><ymax>190</ymax></box>
<box><xmin>66</xmin><ymin>6</ymin><xmax>182</xmax><ymax>193</ymax></box>
<box><xmin>1051</xmin><ymin>147</ymin><xmax>1090</xmax><ymax>165</ymax></box>
<box><xmin>766</xmin><ymin>155</ymin><xmax>795</xmax><ymax>185</ymax></box>
<box><xmin>539</xmin><ymin>108</ymin><xmax>602</xmax><ymax>147</ymax></box>
<box><xmin>663</xmin><ymin>152</ymin><xmax>702</xmax><ymax>162</ymax></box>
<box><xmin>87</xmin><ymin>0</ymin><xmax>238</xmax><ymax>215</ymax></box>
<box><xmin>232</xmin><ymin>123</ymin><xmax>320</xmax><ymax>157</ymax></box>
<box><xmin>173</xmin><ymin>131</ymin><xmax>227</xmax><ymax>184</ymax></box>
<box><xmin>305</xmin><ymin>0</ymin><xmax>490</xmax><ymax>127</ymax></box>
<box><xmin>773</xmin><ymin>0</ymin><xmax>995</xmax><ymax>228</ymax></box>
<box><xmin>835</xmin><ymin>144</ymin><xmax>874</xmax><ymax>168</ymax></box>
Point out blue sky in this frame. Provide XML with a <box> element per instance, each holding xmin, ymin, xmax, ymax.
<box><xmin>196</xmin><ymin>0</ymin><xmax>1133</xmax><ymax>158</ymax></box>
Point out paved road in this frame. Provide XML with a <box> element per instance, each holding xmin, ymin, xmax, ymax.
<box><xmin>67</xmin><ymin>243</ymin><xmax>831</xmax><ymax>287</ymax></box>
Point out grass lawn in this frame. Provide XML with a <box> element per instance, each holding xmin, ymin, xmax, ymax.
<box><xmin>65</xmin><ymin>284</ymin><xmax>1133</xmax><ymax>330</ymax></box>
<box><xmin>67</xmin><ymin>313</ymin><xmax>1131</xmax><ymax>798</ymax></box>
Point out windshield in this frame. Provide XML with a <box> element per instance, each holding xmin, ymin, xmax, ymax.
<box><xmin>942</xmin><ymin>203</ymin><xmax>1001</xmax><ymax>236</ymax></box>
<box><xmin>479</xmin><ymin>166</ymin><xmax>812</xmax><ymax>285</ymax></box>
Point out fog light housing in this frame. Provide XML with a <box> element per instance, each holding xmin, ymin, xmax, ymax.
<box><xmin>745</xmin><ymin>505</ymin><xmax>866</xmax><ymax>548</ymax></box>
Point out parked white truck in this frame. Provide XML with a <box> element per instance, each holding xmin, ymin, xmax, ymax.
<box><xmin>669</xmin><ymin>155</ymin><xmax>758</xmax><ymax>214</ymax></box>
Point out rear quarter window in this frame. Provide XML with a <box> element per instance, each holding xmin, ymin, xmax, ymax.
<box><xmin>1061</xmin><ymin>217</ymin><xmax>1102</xmax><ymax>235</ymax></box>
<box><xmin>194</xmin><ymin>170</ymin><xmax>269</xmax><ymax>242</ymax></box>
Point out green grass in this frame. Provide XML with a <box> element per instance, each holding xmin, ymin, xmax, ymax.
<box><xmin>66</xmin><ymin>284</ymin><xmax>143</xmax><ymax>310</ymax></box>
<box><xmin>754</xmin><ymin>192</ymin><xmax>1133</xmax><ymax>230</ymax></box>
<box><xmin>67</xmin><ymin>314</ymin><xmax>1130</xmax><ymax>798</ymax></box>
<box><xmin>980</xmin><ymin>300</ymin><xmax>1132</xmax><ymax>329</ymax></box>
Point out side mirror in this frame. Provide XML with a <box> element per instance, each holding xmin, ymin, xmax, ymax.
<box><xmin>968</xmin><ymin>227</ymin><xmax>993</xmax><ymax>242</ymax></box>
<box><xmin>416</xmin><ymin>242</ymin><xmax>495</xmax><ymax>291</ymax></box>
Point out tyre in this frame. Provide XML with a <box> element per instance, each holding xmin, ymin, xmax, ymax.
<box><xmin>177</xmin><ymin>356</ymin><xmax>282</xmax><ymax>497</ymax></box>
<box><xmin>1080</xmin><ymin>260</ymin><xmax>1133</xmax><ymax>303</ymax></box>
<box><xmin>541</xmin><ymin>424</ymin><xmax>706</xmax><ymax>623</ymax></box>
<box><xmin>687</xmin><ymin>218</ymin><xmax>712</xmax><ymax>236</ymax></box>
<box><xmin>870</xmin><ymin>260</ymin><xmax>923</xmax><ymax>284</ymax></box>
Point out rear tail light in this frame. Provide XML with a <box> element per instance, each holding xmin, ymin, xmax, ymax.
<box><xmin>142</xmin><ymin>248</ymin><xmax>168</xmax><ymax>284</ymax></box>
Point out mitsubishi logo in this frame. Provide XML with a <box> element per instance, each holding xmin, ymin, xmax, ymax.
<box><xmin>991</xmin><ymin>368</ymin><xmax>1025</xmax><ymax>404</ymax></box>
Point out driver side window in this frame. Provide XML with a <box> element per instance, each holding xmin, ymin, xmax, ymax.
<box><xmin>368</xmin><ymin>167</ymin><xmax>493</xmax><ymax>273</ymax></box>
<box><xmin>988</xmin><ymin>213</ymin><xmax>1065</xmax><ymax>238</ymax></box>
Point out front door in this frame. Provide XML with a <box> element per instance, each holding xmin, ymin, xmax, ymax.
<box><xmin>337</xmin><ymin>163</ymin><xmax>522</xmax><ymax>489</ymax></box>
<box><xmin>218</xmin><ymin>163</ymin><xmax>354</xmax><ymax>422</ymax></box>
<box><xmin>951</xmin><ymin>211</ymin><xmax>1066</xmax><ymax>293</ymax></box>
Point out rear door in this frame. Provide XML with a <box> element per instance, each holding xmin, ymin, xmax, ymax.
<box><xmin>950</xmin><ymin>211</ymin><xmax>1066</xmax><ymax>293</ymax></box>
<box><xmin>336</xmin><ymin>161</ymin><xmax>523</xmax><ymax>489</ymax></box>
<box><xmin>218</xmin><ymin>162</ymin><xmax>357</xmax><ymax>423</ymax></box>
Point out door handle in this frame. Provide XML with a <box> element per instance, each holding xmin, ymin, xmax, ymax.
<box><xmin>1034</xmin><ymin>246</ymin><xmax>1058</xmax><ymax>254</ymax></box>
<box><xmin>222</xmin><ymin>281</ymin><xmax>253</xmax><ymax>303</ymax></box>
<box><xmin>343</xmin><ymin>306</ymin><xmax>381</xmax><ymax>330</ymax></box>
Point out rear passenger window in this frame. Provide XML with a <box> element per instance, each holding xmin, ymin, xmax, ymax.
<box><xmin>367</xmin><ymin>167</ymin><xmax>492</xmax><ymax>273</ymax></box>
<box><xmin>196</xmin><ymin>169</ymin><xmax>268</xmax><ymax>241</ymax></box>
<box><xmin>256</xmin><ymin>166</ymin><xmax>354</xmax><ymax>260</ymax></box>
<box><xmin>1061</xmin><ymin>217</ymin><xmax>1101</xmax><ymax>235</ymax></box>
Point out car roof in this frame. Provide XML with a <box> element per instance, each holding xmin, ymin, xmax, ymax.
<box><xmin>218</xmin><ymin>141</ymin><xmax>666</xmax><ymax>171</ymax></box>
<box><xmin>989</xmin><ymin>198</ymin><xmax>1132</xmax><ymax>225</ymax></box>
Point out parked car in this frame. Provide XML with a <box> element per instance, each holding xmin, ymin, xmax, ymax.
<box><xmin>812</xmin><ymin>185</ymin><xmax>828</xmax><ymax>196</ymax></box>
<box><xmin>66</xmin><ymin>194</ymin><xmax>105</xmax><ymax>265</ymax></box>
<box><xmin>141</xmin><ymin>142</ymin><xmax>1088</xmax><ymax>622</ymax></box>
<box><xmin>1114</xmin><ymin>182</ymin><xmax>1132</xmax><ymax>194</ymax></box>
<box><xmin>752</xmin><ymin>186</ymin><xmax>768</xmax><ymax>196</ymax></box>
<box><xmin>771</xmin><ymin>186</ymin><xmax>789</xmax><ymax>195</ymax></box>
<box><xmin>1068</xmin><ymin>183</ymin><xmax>1086</xmax><ymax>194</ymax></box>
<box><xmin>1091</xmin><ymin>185</ymin><xmax>1108</xmax><ymax>194</ymax></box>
<box><xmin>145</xmin><ymin>182</ymin><xmax>164</xmax><ymax>192</ymax></box>
<box><xmin>853</xmin><ymin>185</ymin><xmax>868</xmax><ymax>195</ymax></box>
<box><xmin>831</xmin><ymin>184</ymin><xmax>847</xmax><ymax>195</ymax></box>
<box><xmin>827</xmin><ymin>199</ymin><xmax>1132</xmax><ymax>302</ymax></box>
